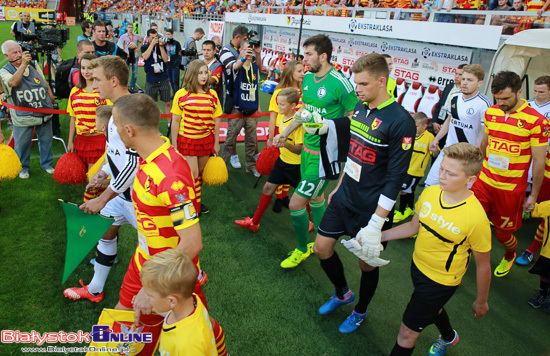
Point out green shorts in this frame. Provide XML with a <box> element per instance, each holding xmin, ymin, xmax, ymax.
<box><xmin>296</xmin><ymin>150</ymin><xmax>328</xmax><ymax>200</ymax></box>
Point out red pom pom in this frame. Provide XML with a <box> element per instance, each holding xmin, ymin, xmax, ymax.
<box><xmin>53</xmin><ymin>152</ymin><xmax>87</xmax><ymax>185</ymax></box>
<box><xmin>256</xmin><ymin>146</ymin><xmax>280</xmax><ymax>176</ymax></box>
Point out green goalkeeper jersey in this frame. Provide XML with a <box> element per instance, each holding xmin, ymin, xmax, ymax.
<box><xmin>301</xmin><ymin>68</ymin><xmax>357</xmax><ymax>151</ymax></box>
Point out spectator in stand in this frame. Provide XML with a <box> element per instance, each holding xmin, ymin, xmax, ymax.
<box><xmin>165</xmin><ymin>29</ymin><xmax>182</xmax><ymax>97</ymax></box>
<box><xmin>118</xmin><ymin>22</ymin><xmax>142</xmax><ymax>92</ymax></box>
<box><xmin>526</xmin><ymin>0</ymin><xmax>550</xmax><ymax>14</ymax></box>
<box><xmin>77</xmin><ymin>20</ymin><xmax>92</xmax><ymax>43</ymax></box>
<box><xmin>494</xmin><ymin>0</ymin><xmax>512</xmax><ymax>9</ymax></box>
<box><xmin>141</xmin><ymin>29</ymin><xmax>172</xmax><ymax>123</ymax></box>
<box><xmin>510</xmin><ymin>0</ymin><xmax>524</xmax><ymax>8</ymax></box>
<box><xmin>92</xmin><ymin>21</ymin><xmax>127</xmax><ymax>59</ymax></box>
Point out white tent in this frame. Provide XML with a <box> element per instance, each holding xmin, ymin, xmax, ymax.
<box><xmin>484</xmin><ymin>29</ymin><xmax>550</xmax><ymax>101</ymax></box>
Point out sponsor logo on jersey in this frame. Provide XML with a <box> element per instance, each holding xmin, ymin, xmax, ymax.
<box><xmin>487</xmin><ymin>137</ymin><xmax>521</xmax><ymax>156</ymax></box>
<box><xmin>418</xmin><ymin>201</ymin><xmax>461</xmax><ymax>234</ymax></box>
<box><xmin>317</xmin><ymin>87</ymin><xmax>326</xmax><ymax>99</ymax></box>
<box><xmin>402</xmin><ymin>137</ymin><xmax>412</xmax><ymax>150</ymax></box>
<box><xmin>350</xmin><ymin>138</ymin><xmax>376</xmax><ymax>165</ymax></box>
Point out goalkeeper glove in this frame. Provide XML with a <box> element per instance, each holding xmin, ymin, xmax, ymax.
<box><xmin>357</xmin><ymin>214</ymin><xmax>385</xmax><ymax>259</ymax></box>
<box><xmin>341</xmin><ymin>239</ymin><xmax>390</xmax><ymax>266</ymax></box>
<box><xmin>302</xmin><ymin>111</ymin><xmax>328</xmax><ymax>135</ymax></box>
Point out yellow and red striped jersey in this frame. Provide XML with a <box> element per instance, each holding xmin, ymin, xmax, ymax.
<box><xmin>396</xmin><ymin>0</ymin><xmax>411</xmax><ymax>8</ymax></box>
<box><xmin>526</xmin><ymin>0</ymin><xmax>545</xmax><ymax>11</ymax></box>
<box><xmin>480</xmin><ymin>99</ymin><xmax>549</xmax><ymax>192</ymax></box>
<box><xmin>67</xmin><ymin>87</ymin><xmax>110</xmax><ymax>135</ymax></box>
<box><xmin>132</xmin><ymin>138</ymin><xmax>199</xmax><ymax>271</ymax></box>
<box><xmin>171</xmin><ymin>88</ymin><xmax>223</xmax><ymax>139</ymax></box>
<box><xmin>382</xmin><ymin>0</ymin><xmax>397</xmax><ymax>8</ymax></box>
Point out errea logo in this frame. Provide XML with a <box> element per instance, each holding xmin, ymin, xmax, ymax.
<box><xmin>419</xmin><ymin>201</ymin><xmax>461</xmax><ymax>235</ymax></box>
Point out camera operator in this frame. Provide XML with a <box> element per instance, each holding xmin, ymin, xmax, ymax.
<box><xmin>118</xmin><ymin>22</ymin><xmax>142</xmax><ymax>91</ymax></box>
<box><xmin>141</xmin><ymin>28</ymin><xmax>171</xmax><ymax>118</ymax></box>
<box><xmin>10</xmin><ymin>12</ymin><xmax>36</xmax><ymax>43</ymax></box>
<box><xmin>0</xmin><ymin>40</ymin><xmax>56</xmax><ymax>179</ymax></box>
<box><xmin>164</xmin><ymin>29</ymin><xmax>181</xmax><ymax>97</ymax></box>
<box><xmin>92</xmin><ymin>20</ymin><xmax>127</xmax><ymax>59</ymax></box>
<box><xmin>181</xmin><ymin>28</ymin><xmax>204</xmax><ymax>70</ymax></box>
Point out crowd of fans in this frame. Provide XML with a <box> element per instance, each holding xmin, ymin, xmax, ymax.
<box><xmin>0</xmin><ymin>0</ymin><xmax>47</xmax><ymax>8</ymax></box>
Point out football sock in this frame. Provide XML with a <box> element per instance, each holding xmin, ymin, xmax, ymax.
<box><xmin>88</xmin><ymin>237</ymin><xmax>118</xmax><ymax>295</ymax></box>
<box><xmin>211</xmin><ymin>318</ymin><xmax>227</xmax><ymax>356</ymax></box>
<box><xmin>355</xmin><ymin>268</ymin><xmax>379</xmax><ymax>314</ymax></box>
<box><xmin>390</xmin><ymin>342</ymin><xmax>414</xmax><ymax>356</ymax></box>
<box><xmin>403</xmin><ymin>193</ymin><xmax>414</xmax><ymax>211</ymax></box>
<box><xmin>398</xmin><ymin>195</ymin><xmax>408</xmax><ymax>214</ymax></box>
<box><xmin>275</xmin><ymin>185</ymin><xmax>284</xmax><ymax>200</ymax></box>
<box><xmin>541</xmin><ymin>278</ymin><xmax>549</xmax><ymax>295</ymax></box>
<box><xmin>253</xmin><ymin>193</ymin><xmax>272</xmax><ymax>225</ymax></box>
<box><xmin>528</xmin><ymin>219</ymin><xmax>545</xmax><ymax>254</ymax></box>
<box><xmin>282</xmin><ymin>184</ymin><xmax>289</xmax><ymax>198</ymax></box>
<box><xmin>434</xmin><ymin>309</ymin><xmax>455</xmax><ymax>342</ymax></box>
<box><xmin>291</xmin><ymin>207</ymin><xmax>310</xmax><ymax>253</ymax></box>
<box><xmin>309</xmin><ymin>200</ymin><xmax>326</xmax><ymax>230</ymax></box>
<box><xmin>319</xmin><ymin>252</ymin><xmax>348</xmax><ymax>299</ymax></box>
<box><xmin>306</xmin><ymin>203</ymin><xmax>313</xmax><ymax>222</ymax></box>
<box><xmin>282</xmin><ymin>196</ymin><xmax>290</xmax><ymax>208</ymax></box>
<box><xmin>194</xmin><ymin>175</ymin><xmax>202</xmax><ymax>213</ymax></box>
<box><xmin>273</xmin><ymin>198</ymin><xmax>283</xmax><ymax>213</ymax></box>
<box><xmin>495</xmin><ymin>230</ymin><xmax>517</xmax><ymax>260</ymax></box>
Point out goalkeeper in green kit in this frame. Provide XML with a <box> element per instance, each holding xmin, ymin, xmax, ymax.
<box><xmin>274</xmin><ymin>34</ymin><xmax>357</xmax><ymax>269</ymax></box>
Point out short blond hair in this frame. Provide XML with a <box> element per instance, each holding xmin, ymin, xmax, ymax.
<box><xmin>442</xmin><ymin>142</ymin><xmax>484</xmax><ymax>177</ymax></box>
<box><xmin>413</xmin><ymin>112</ymin><xmax>428</xmax><ymax>126</ymax></box>
<box><xmin>278</xmin><ymin>87</ymin><xmax>300</xmax><ymax>105</ymax></box>
<box><xmin>463</xmin><ymin>64</ymin><xmax>485</xmax><ymax>81</ymax></box>
<box><xmin>113</xmin><ymin>94</ymin><xmax>160</xmax><ymax>130</ymax></box>
<box><xmin>140</xmin><ymin>249</ymin><xmax>197</xmax><ymax>298</ymax></box>
<box><xmin>95</xmin><ymin>105</ymin><xmax>112</xmax><ymax>127</ymax></box>
<box><xmin>90</xmin><ymin>55</ymin><xmax>129</xmax><ymax>87</ymax></box>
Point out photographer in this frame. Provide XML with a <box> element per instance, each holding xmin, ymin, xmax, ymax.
<box><xmin>181</xmin><ymin>28</ymin><xmax>204</xmax><ymax>70</ymax></box>
<box><xmin>92</xmin><ymin>20</ymin><xmax>127</xmax><ymax>59</ymax></box>
<box><xmin>0</xmin><ymin>40</ymin><xmax>56</xmax><ymax>179</ymax></box>
<box><xmin>118</xmin><ymin>22</ymin><xmax>142</xmax><ymax>91</ymax></box>
<box><xmin>164</xmin><ymin>29</ymin><xmax>182</xmax><ymax>97</ymax></box>
<box><xmin>10</xmin><ymin>12</ymin><xmax>36</xmax><ymax>43</ymax></box>
<box><xmin>77</xmin><ymin>20</ymin><xmax>92</xmax><ymax>43</ymax></box>
<box><xmin>141</xmin><ymin>28</ymin><xmax>171</xmax><ymax>117</ymax></box>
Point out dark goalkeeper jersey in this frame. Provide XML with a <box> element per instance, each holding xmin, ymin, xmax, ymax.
<box><xmin>337</xmin><ymin>97</ymin><xmax>416</xmax><ymax>215</ymax></box>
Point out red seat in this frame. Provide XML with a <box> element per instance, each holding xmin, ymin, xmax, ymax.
<box><xmin>400</xmin><ymin>82</ymin><xmax>424</xmax><ymax>114</ymax></box>
<box><xmin>417</xmin><ymin>85</ymin><xmax>442</xmax><ymax>119</ymax></box>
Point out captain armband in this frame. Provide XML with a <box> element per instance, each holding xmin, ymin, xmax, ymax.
<box><xmin>169</xmin><ymin>202</ymin><xmax>198</xmax><ymax>229</ymax></box>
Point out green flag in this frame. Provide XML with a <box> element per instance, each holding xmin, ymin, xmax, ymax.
<box><xmin>61</xmin><ymin>201</ymin><xmax>114</xmax><ymax>283</ymax></box>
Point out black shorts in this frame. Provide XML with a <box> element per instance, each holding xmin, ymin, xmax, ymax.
<box><xmin>267</xmin><ymin>158</ymin><xmax>301</xmax><ymax>187</ymax></box>
<box><xmin>402</xmin><ymin>262</ymin><xmax>458</xmax><ymax>333</ymax></box>
<box><xmin>529</xmin><ymin>255</ymin><xmax>550</xmax><ymax>279</ymax></box>
<box><xmin>318</xmin><ymin>191</ymin><xmax>393</xmax><ymax>241</ymax></box>
<box><xmin>145</xmin><ymin>79</ymin><xmax>171</xmax><ymax>103</ymax></box>
<box><xmin>401</xmin><ymin>174</ymin><xmax>421</xmax><ymax>194</ymax></box>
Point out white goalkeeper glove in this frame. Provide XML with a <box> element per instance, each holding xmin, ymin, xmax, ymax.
<box><xmin>341</xmin><ymin>239</ymin><xmax>390</xmax><ymax>267</ymax></box>
<box><xmin>356</xmin><ymin>213</ymin><xmax>386</xmax><ymax>259</ymax></box>
<box><xmin>302</xmin><ymin>110</ymin><xmax>328</xmax><ymax>135</ymax></box>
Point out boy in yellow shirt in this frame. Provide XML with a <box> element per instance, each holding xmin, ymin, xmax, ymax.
<box><xmin>528</xmin><ymin>201</ymin><xmax>550</xmax><ymax>312</ymax></box>
<box><xmin>141</xmin><ymin>248</ymin><xmax>218</xmax><ymax>356</ymax></box>
<box><xmin>235</xmin><ymin>87</ymin><xmax>311</xmax><ymax>268</ymax></box>
<box><xmin>382</xmin><ymin>143</ymin><xmax>491</xmax><ymax>356</ymax></box>
<box><xmin>394</xmin><ymin>112</ymin><xmax>439</xmax><ymax>223</ymax></box>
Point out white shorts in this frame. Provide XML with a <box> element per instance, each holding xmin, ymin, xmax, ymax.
<box><xmin>100</xmin><ymin>196</ymin><xmax>137</xmax><ymax>229</ymax></box>
<box><xmin>424</xmin><ymin>151</ymin><xmax>444</xmax><ymax>187</ymax></box>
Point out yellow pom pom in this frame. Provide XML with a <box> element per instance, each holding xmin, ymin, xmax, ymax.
<box><xmin>0</xmin><ymin>144</ymin><xmax>22</xmax><ymax>180</ymax></box>
<box><xmin>202</xmin><ymin>156</ymin><xmax>228</xmax><ymax>186</ymax></box>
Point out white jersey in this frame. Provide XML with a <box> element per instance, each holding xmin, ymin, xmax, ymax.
<box><xmin>101</xmin><ymin>116</ymin><xmax>139</xmax><ymax>201</ymax></box>
<box><xmin>527</xmin><ymin>99</ymin><xmax>550</xmax><ymax>120</ymax></box>
<box><xmin>444</xmin><ymin>92</ymin><xmax>491</xmax><ymax>147</ymax></box>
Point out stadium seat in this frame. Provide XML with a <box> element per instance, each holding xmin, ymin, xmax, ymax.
<box><xmin>416</xmin><ymin>85</ymin><xmax>442</xmax><ymax>119</ymax></box>
<box><xmin>399</xmin><ymin>82</ymin><xmax>424</xmax><ymax>114</ymax></box>
<box><xmin>342</xmin><ymin>65</ymin><xmax>352</xmax><ymax>79</ymax></box>
<box><xmin>395</xmin><ymin>78</ymin><xmax>408</xmax><ymax>101</ymax></box>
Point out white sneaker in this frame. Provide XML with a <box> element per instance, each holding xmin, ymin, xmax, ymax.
<box><xmin>230</xmin><ymin>155</ymin><xmax>241</xmax><ymax>169</ymax></box>
<box><xmin>19</xmin><ymin>171</ymin><xmax>29</xmax><ymax>179</ymax></box>
<box><xmin>45</xmin><ymin>167</ymin><xmax>55</xmax><ymax>174</ymax></box>
<box><xmin>246</xmin><ymin>167</ymin><xmax>261</xmax><ymax>178</ymax></box>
